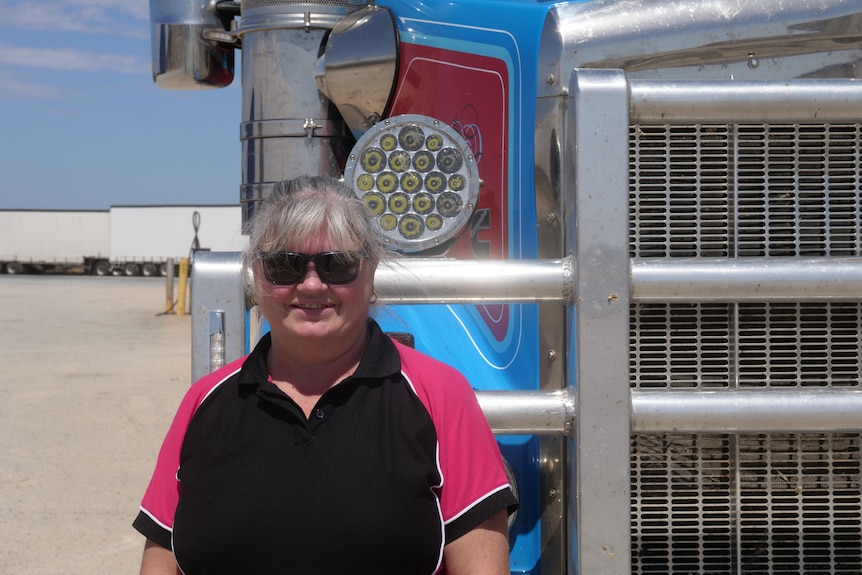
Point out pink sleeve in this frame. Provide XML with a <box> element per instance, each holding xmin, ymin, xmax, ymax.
<box><xmin>396</xmin><ymin>342</ymin><xmax>512</xmax><ymax>524</ymax></box>
<box><xmin>138</xmin><ymin>361</ymin><xmax>244</xmax><ymax>531</ymax></box>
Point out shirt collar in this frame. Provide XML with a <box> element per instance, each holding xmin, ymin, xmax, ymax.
<box><xmin>237</xmin><ymin>318</ymin><xmax>402</xmax><ymax>389</ymax></box>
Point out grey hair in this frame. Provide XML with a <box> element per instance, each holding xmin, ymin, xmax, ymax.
<box><xmin>243</xmin><ymin>176</ymin><xmax>386</xmax><ymax>292</ymax></box>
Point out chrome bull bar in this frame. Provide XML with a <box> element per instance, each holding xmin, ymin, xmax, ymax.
<box><xmin>192</xmin><ymin>252</ymin><xmax>862</xmax><ymax>434</ymax></box>
<box><xmin>377</xmin><ymin>256</ymin><xmax>862</xmax><ymax>436</ymax></box>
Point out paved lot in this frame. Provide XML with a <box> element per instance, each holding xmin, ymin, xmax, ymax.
<box><xmin>0</xmin><ymin>275</ymin><xmax>191</xmax><ymax>574</ymax></box>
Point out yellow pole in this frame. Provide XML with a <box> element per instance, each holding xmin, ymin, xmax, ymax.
<box><xmin>177</xmin><ymin>258</ymin><xmax>189</xmax><ymax>316</ymax></box>
<box><xmin>165</xmin><ymin>258</ymin><xmax>175</xmax><ymax>313</ymax></box>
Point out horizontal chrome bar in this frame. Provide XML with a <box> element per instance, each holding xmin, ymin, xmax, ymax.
<box><xmin>631</xmin><ymin>79</ymin><xmax>862</xmax><ymax>124</ymax></box>
<box><xmin>478</xmin><ymin>388</ymin><xmax>862</xmax><ymax>435</ymax></box>
<box><xmin>374</xmin><ymin>257</ymin><xmax>574</xmax><ymax>304</ymax></box>
<box><xmin>476</xmin><ymin>389</ymin><xmax>575</xmax><ymax>436</ymax></box>
<box><xmin>374</xmin><ymin>256</ymin><xmax>862</xmax><ymax>304</ymax></box>
<box><xmin>632</xmin><ymin>257</ymin><xmax>862</xmax><ymax>302</ymax></box>
<box><xmin>632</xmin><ymin>388</ymin><xmax>862</xmax><ymax>433</ymax></box>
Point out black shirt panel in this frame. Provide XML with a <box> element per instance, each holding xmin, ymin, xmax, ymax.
<box><xmin>172</xmin><ymin>328</ymin><xmax>445</xmax><ymax>574</ymax></box>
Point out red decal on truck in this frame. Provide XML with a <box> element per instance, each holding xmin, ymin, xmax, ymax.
<box><xmin>390</xmin><ymin>44</ymin><xmax>511</xmax><ymax>342</ymax></box>
<box><xmin>390</xmin><ymin>43</ymin><xmax>509</xmax><ymax>262</ymax></box>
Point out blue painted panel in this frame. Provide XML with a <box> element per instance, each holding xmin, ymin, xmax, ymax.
<box><xmin>371</xmin><ymin>2</ymin><xmax>556</xmax><ymax>571</ymax></box>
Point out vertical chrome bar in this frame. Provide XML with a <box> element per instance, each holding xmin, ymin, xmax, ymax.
<box><xmin>567</xmin><ymin>69</ymin><xmax>632</xmax><ymax>575</ymax></box>
<box><xmin>191</xmin><ymin>251</ymin><xmax>247</xmax><ymax>381</ymax></box>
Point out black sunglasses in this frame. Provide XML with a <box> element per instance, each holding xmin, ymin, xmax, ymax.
<box><xmin>258</xmin><ymin>251</ymin><xmax>363</xmax><ymax>286</ymax></box>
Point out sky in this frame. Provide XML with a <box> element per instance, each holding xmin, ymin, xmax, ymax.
<box><xmin>0</xmin><ymin>0</ymin><xmax>242</xmax><ymax>210</ymax></box>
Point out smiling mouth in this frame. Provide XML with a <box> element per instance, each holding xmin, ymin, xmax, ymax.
<box><xmin>294</xmin><ymin>303</ymin><xmax>329</xmax><ymax>310</ymax></box>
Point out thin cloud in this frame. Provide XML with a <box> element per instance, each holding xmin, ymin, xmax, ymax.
<box><xmin>0</xmin><ymin>71</ymin><xmax>65</xmax><ymax>100</ymax></box>
<box><xmin>65</xmin><ymin>0</ymin><xmax>149</xmax><ymax>20</ymax></box>
<box><xmin>3</xmin><ymin>0</ymin><xmax>148</xmax><ymax>37</ymax></box>
<box><xmin>0</xmin><ymin>44</ymin><xmax>147</xmax><ymax>74</ymax></box>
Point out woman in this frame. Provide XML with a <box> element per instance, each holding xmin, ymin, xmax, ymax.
<box><xmin>134</xmin><ymin>176</ymin><xmax>517</xmax><ymax>574</ymax></box>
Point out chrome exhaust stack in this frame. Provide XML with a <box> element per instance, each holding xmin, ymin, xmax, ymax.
<box><xmin>149</xmin><ymin>0</ymin><xmax>400</xmax><ymax>228</ymax></box>
<box><xmin>235</xmin><ymin>0</ymin><xmax>367</xmax><ymax>226</ymax></box>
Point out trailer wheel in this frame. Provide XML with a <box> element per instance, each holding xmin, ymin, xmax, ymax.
<box><xmin>123</xmin><ymin>263</ymin><xmax>140</xmax><ymax>277</ymax></box>
<box><xmin>5</xmin><ymin>261</ymin><xmax>23</xmax><ymax>275</ymax></box>
<box><xmin>141</xmin><ymin>263</ymin><xmax>158</xmax><ymax>277</ymax></box>
<box><xmin>93</xmin><ymin>260</ymin><xmax>111</xmax><ymax>276</ymax></box>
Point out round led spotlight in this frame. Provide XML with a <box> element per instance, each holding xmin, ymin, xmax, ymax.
<box><xmin>425</xmin><ymin>171</ymin><xmax>446</xmax><ymax>193</ymax></box>
<box><xmin>379</xmin><ymin>134</ymin><xmax>398</xmax><ymax>152</ymax></box>
<box><xmin>412</xmin><ymin>151</ymin><xmax>434</xmax><ymax>173</ymax></box>
<box><xmin>344</xmin><ymin>114</ymin><xmax>480</xmax><ymax>252</ymax></box>
<box><xmin>413</xmin><ymin>193</ymin><xmax>433</xmax><ymax>215</ymax></box>
<box><xmin>364</xmin><ymin>192</ymin><xmax>385</xmax><ymax>216</ymax></box>
<box><xmin>360</xmin><ymin>147</ymin><xmax>386</xmax><ymax>173</ymax></box>
<box><xmin>379</xmin><ymin>213</ymin><xmax>397</xmax><ymax>231</ymax></box>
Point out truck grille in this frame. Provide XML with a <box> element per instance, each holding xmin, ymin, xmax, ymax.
<box><xmin>629</xmin><ymin>123</ymin><xmax>862</xmax><ymax>573</ymax></box>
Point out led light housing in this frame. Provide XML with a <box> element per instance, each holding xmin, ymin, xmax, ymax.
<box><xmin>344</xmin><ymin>115</ymin><xmax>480</xmax><ymax>252</ymax></box>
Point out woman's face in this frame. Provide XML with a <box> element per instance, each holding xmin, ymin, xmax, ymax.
<box><xmin>255</xmin><ymin>236</ymin><xmax>377</xmax><ymax>352</ymax></box>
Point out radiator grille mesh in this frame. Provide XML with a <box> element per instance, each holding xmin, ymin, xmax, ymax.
<box><xmin>631</xmin><ymin>302</ymin><xmax>862</xmax><ymax>389</ymax></box>
<box><xmin>631</xmin><ymin>433</ymin><xmax>862</xmax><ymax>574</ymax></box>
<box><xmin>629</xmin><ymin>123</ymin><xmax>862</xmax><ymax>573</ymax></box>
<box><xmin>630</xmin><ymin>124</ymin><xmax>862</xmax><ymax>259</ymax></box>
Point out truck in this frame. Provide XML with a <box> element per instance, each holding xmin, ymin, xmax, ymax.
<box><xmin>0</xmin><ymin>206</ymin><xmax>245</xmax><ymax>276</ymax></box>
<box><xmin>108</xmin><ymin>205</ymin><xmax>246</xmax><ymax>277</ymax></box>
<box><xmin>0</xmin><ymin>209</ymin><xmax>111</xmax><ymax>275</ymax></box>
<box><xmin>149</xmin><ymin>0</ymin><xmax>862</xmax><ymax>573</ymax></box>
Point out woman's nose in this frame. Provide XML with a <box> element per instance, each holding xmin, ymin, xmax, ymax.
<box><xmin>296</xmin><ymin>263</ymin><xmax>326</xmax><ymax>288</ymax></box>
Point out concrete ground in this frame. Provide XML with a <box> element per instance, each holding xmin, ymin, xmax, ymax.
<box><xmin>0</xmin><ymin>275</ymin><xmax>191</xmax><ymax>574</ymax></box>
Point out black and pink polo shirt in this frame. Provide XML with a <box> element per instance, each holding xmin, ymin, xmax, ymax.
<box><xmin>133</xmin><ymin>319</ymin><xmax>517</xmax><ymax>574</ymax></box>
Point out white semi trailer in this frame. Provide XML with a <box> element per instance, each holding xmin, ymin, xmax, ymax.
<box><xmin>109</xmin><ymin>206</ymin><xmax>247</xmax><ymax>277</ymax></box>
<box><xmin>0</xmin><ymin>206</ymin><xmax>246</xmax><ymax>276</ymax></box>
<box><xmin>0</xmin><ymin>210</ymin><xmax>111</xmax><ymax>275</ymax></box>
